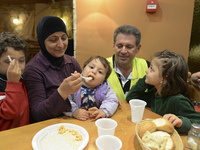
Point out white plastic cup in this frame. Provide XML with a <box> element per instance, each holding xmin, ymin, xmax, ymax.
<box><xmin>129</xmin><ymin>99</ymin><xmax>147</xmax><ymax>123</ymax></box>
<box><xmin>96</xmin><ymin>135</ymin><xmax>122</xmax><ymax>150</ymax></box>
<box><xmin>95</xmin><ymin>118</ymin><xmax>117</xmax><ymax>137</ymax></box>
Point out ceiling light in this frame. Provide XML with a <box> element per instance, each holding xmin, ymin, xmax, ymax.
<box><xmin>13</xmin><ymin>18</ymin><xmax>19</xmax><ymax>24</ymax></box>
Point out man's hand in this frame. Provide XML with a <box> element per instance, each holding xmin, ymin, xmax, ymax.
<box><xmin>190</xmin><ymin>72</ymin><xmax>200</xmax><ymax>88</ymax></box>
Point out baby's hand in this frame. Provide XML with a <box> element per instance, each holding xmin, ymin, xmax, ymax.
<box><xmin>7</xmin><ymin>59</ymin><xmax>21</xmax><ymax>82</ymax></box>
<box><xmin>72</xmin><ymin>109</ymin><xmax>90</xmax><ymax>121</ymax></box>
<box><xmin>163</xmin><ymin>114</ymin><xmax>182</xmax><ymax>128</ymax></box>
<box><xmin>88</xmin><ymin>107</ymin><xmax>106</xmax><ymax>120</ymax></box>
<box><xmin>117</xmin><ymin>96</ymin><xmax>122</xmax><ymax>106</ymax></box>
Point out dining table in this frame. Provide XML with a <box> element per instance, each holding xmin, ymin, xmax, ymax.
<box><xmin>0</xmin><ymin>100</ymin><xmax>189</xmax><ymax>150</ymax></box>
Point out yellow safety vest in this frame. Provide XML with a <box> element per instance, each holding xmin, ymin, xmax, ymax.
<box><xmin>107</xmin><ymin>56</ymin><xmax>148</xmax><ymax>101</ymax></box>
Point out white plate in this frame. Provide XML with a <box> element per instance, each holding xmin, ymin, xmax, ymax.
<box><xmin>32</xmin><ymin>123</ymin><xmax>89</xmax><ymax>150</ymax></box>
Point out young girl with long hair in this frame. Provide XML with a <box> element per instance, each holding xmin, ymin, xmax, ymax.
<box><xmin>126</xmin><ymin>49</ymin><xmax>200</xmax><ymax>134</ymax></box>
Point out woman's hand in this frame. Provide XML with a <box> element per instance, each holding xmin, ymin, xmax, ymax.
<box><xmin>72</xmin><ymin>109</ymin><xmax>90</xmax><ymax>121</ymax></box>
<box><xmin>7</xmin><ymin>59</ymin><xmax>21</xmax><ymax>82</ymax></box>
<box><xmin>88</xmin><ymin>107</ymin><xmax>106</xmax><ymax>120</ymax></box>
<box><xmin>58</xmin><ymin>71</ymin><xmax>82</xmax><ymax>100</ymax></box>
<box><xmin>163</xmin><ymin>114</ymin><xmax>182</xmax><ymax>128</ymax></box>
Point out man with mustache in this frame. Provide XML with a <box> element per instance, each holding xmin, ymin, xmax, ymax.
<box><xmin>107</xmin><ymin>25</ymin><xmax>150</xmax><ymax>102</ymax></box>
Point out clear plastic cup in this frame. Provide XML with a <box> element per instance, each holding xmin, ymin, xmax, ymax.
<box><xmin>129</xmin><ymin>99</ymin><xmax>147</xmax><ymax>123</ymax></box>
<box><xmin>95</xmin><ymin>118</ymin><xmax>117</xmax><ymax>137</ymax></box>
<box><xmin>96</xmin><ymin>135</ymin><xmax>122</xmax><ymax>150</ymax></box>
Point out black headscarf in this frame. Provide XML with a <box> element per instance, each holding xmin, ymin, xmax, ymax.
<box><xmin>37</xmin><ymin>16</ymin><xmax>68</xmax><ymax>67</ymax></box>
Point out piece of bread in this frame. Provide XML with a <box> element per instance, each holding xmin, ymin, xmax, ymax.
<box><xmin>152</xmin><ymin>118</ymin><xmax>174</xmax><ymax>134</ymax></box>
<box><xmin>142</xmin><ymin>131</ymin><xmax>175</xmax><ymax>150</ymax></box>
<box><xmin>139</xmin><ymin>121</ymin><xmax>157</xmax><ymax>138</ymax></box>
<box><xmin>165</xmin><ymin>136</ymin><xmax>175</xmax><ymax>150</ymax></box>
<box><xmin>87</xmin><ymin>110</ymin><xmax>96</xmax><ymax>117</ymax></box>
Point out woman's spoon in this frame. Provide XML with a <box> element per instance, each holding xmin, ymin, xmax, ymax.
<box><xmin>71</xmin><ymin>73</ymin><xmax>92</xmax><ymax>80</ymax></box>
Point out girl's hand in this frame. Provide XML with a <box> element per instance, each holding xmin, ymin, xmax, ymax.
<box><xmin>58</xmin><ymin>71</ymin><xmax>82</xmax><ymax>100</ymax></box>
<box><xmin>163</xmin><ymin>114</ymin><xmax>182</xmax><ymax>128</ymax></box>
<box><xmin>72</xmin><ymin>109</ymin><xmax>90</xmax><ymax>121</ymax></box>
<box><xmin>7</xmin><ymin>59</ymin><xmax>21</xmax><ymax>82</ymax></box>
<box><xmin>88</xmin><ymin>107</ymin><xmax>106</xmax><ymax>119</ymax></box>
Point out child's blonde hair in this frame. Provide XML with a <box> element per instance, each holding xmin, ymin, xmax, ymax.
<box><xmin>152</xmin><ymin>49</ymin><xmax>189</xmax><ymax>98</ymax></box>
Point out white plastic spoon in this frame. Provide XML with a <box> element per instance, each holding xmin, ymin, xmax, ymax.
<box><xmin>71</xmin><ymin>73</ymin><xmax>92</xmax><ymax>80</ymax></box>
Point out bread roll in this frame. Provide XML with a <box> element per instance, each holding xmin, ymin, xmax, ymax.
<box><xmin>165</xmin><ymin>137</ymin><xmax>175</xmax><ymax>150</ymax></box>
<box><xmin>142</xmin><ymin>131</ymin><xmax>175</xmax><ymax>150</ymax></box>
<box><xmin>153</xmin><ymin>118</ymin><xmax>174</xmax><ymax>134</ymax></box>
<box><xmin>139</xmin><ymin>121</ymin><xmax>156</xmax><ymax>138</ymax></box>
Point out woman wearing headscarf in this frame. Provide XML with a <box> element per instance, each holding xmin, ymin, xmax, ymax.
<box><xmin>23</xmin><ymin>16</ymin><xmax>82</xmax><ymax>123</ymax></box>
